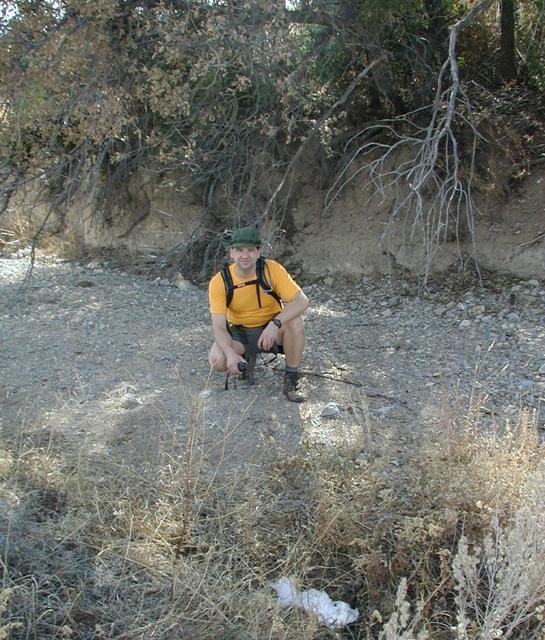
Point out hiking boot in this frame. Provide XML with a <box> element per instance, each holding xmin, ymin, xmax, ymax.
<box><xmin>283</xmin><ymin>374</ymin><xmax>305</xmax><ymax>403</ymax></box>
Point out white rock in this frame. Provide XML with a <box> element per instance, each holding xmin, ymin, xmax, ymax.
<box><xmin>173</xmin><ymin>274</ymin><xmax>192</xmax><ymax>289</ymax></box>
<box><xmin>321</xmin><ymin>402</ymin><xmax>341</xmax><ymax>418</ymax></box>
<box><xmin>376</xmin><ymin>404</ymin><xmax>394</xmax><ymax>416</ymax></box>
<box><xmin>459</xmin><ymin>319</ymin><xmax>472</xmax><ymax>328</ymax></box>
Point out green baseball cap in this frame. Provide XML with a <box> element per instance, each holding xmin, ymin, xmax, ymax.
<box><xmin>228</xmin><ymin>226</ymin><xmax>261</xmax><ymax>248</ymax></box>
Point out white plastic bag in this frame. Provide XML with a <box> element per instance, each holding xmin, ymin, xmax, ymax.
<box><xmin>271</xmin><ymin>577</ymin><xmax>359</xmax><ymax>628</ymax></box>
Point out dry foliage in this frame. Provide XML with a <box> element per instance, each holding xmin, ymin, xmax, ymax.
<box><xmin>1</xmin><ymin>395</ymin><xmax>544</xmax><ymax>639</ymax></box>
<box><xmin>1</xmin><ymin>1</ymin><xmax>544</xmax><ymax>276</ymax></box>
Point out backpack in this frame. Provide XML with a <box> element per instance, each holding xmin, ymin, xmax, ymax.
<box><xmin>220</xmin><ymin>256</ymin><xmax>282</xmax><ymax>310</ymax></box>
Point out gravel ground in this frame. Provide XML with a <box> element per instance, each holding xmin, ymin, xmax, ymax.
<box><xmin>2</xmin><ymin>251</ymin><xmax>545</xmax><ymax>477</ymax></box>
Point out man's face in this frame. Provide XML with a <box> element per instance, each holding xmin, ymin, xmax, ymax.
<box><xmin>230</xmin><ymin>245</ymin><xmax>260</xmax><ymax>272</ymax></box>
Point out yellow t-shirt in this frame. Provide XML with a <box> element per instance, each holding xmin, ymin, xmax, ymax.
<box><xmin>208</xmin><ymin>259</ymin><xmax>301</xmax><ymax>327</ymax></box>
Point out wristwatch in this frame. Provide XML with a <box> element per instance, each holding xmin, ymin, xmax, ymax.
<box><xmin>271</xmin><ymin>318</ymin><xmax>282</xmax><ymax>329</ymax></box>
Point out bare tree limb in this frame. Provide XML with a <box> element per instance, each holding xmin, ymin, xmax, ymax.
<box><xmin>259</xmin><ymin>56</ymin><xmax>386</xmax><ymax>226</ymax></box>
<box><xmin>324</xmin><ymin>0</ymin><xmax>498</xmax><ymax>284</ymax></box>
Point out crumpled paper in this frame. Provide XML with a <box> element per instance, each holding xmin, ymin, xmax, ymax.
<box><xmin>271</xmin><ymin>577</ymin><xmax>359</xmax><ymax>628</ymax></box>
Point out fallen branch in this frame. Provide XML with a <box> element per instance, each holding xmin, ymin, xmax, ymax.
<box><xmin>503</xmin><ymin>231</ymin><xmax>545</xmax><ymax>262</ymax></box>
<box><xmin>272</xmin><ymin>365</ymin><xmax>409</xmax><ymax>407</ymax></box>
<box><xmin>297</xmin><ymin>369</ymin><xmax>363</xmax><ymax>387</ymax></box>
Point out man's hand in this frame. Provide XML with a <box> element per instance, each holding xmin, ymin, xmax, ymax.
<box><xmin>226</xmin><ymin>352</ymin><xmax>246</xmax><ymax>375</ymax></box>
<box><xmin>258</xmin><ymin>322</ymin><xmax>280</xmax><ymax>352</ymax></box>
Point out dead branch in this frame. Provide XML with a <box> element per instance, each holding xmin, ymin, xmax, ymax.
<box><xmin>325</xmin><ymin>0</ymin><xmax>498</xmax><ymax>284</ymax></box>
<box><xmin>259</xmin><ymin>56</ymin><xmax>386</xmax><ymax>225</ymax></box>
<box><xmin>503</xmin><ymin>231</ymin><xmax>545</xmax><ymax>262</ymax></box>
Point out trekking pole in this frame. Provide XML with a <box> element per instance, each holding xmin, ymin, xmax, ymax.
<box><xmin>224</xmin><ymin>362</ymin><xmax>247</xmax><ymax>391</ymax></box>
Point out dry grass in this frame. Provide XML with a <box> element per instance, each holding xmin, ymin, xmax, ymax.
<box><xmin>1</xmin><ymin>398</ymin><xmax>544</xmax><ymax>639</ymax></box>
<box><xmin>0</xmin><ymin>213</ymin><xmax>83</xmax><ymax>260</ymax></box>
<box><xmin>0</xmin><ymin>215</ymin><xmax>38</xmax><ymax>250</ymax></box>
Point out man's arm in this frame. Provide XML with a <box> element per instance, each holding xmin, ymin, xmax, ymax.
<box><xmin>258</xmin><ymin>291</ymin><xmax>309</xmax><ymax>351</ymax></box>
<box><xmin>274</xmin><ymin>291</ymin><xmax>309</xmax><ymax>325</ymax></box>
<box><xmin>211</xmin><ymin>313</ymin><xmax>246</xmax><ymax>373</ymax></box>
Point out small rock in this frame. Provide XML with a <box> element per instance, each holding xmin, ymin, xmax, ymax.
<box><xmin>376</xmin><ymin>404</ymin><xmax>394</xmax><ymax>416</ymax></box>
<box><xmin>173</xmin><ymin>274</ymin><xmax>192</xmax><ymax>290</ymax></box>
<box><xmin>321</xmin><ymin>402</ymin><xmax>341</xmax><ymax>418</ymax></box>
<box><xmin>459</xmin><ymin>319</ymin><xmax>472</xmax><ymax>328</ymax></box>
<box><xmin>505</xmin><ymin>312</ymin><xmax>520</xmax><ymax>323</ymax></box>
<box><xmin>122</xmin><ymin>397</ymin><xmax>142</xmax><ymax>409</ymax></box>
<box><xmin>354</xmin><ymin>452</ymin><xmax>367</xmax><ymax>466</ymax></box>
<box><xmin>103</xmin><ymin>260</ymin><xmax>121</xmax><ymax>269</ymax></box>
<box><xmin>526</xmin><ymin>279</ymin><xmax>539</xmax><ymax>287</ymax></box>
<box><xmin>517</xmin><ymin>379</ymin><xmax>533</xmax><ymax>392</ymax></box>
<box><xmin>538</xmin><ymin>364</ymin><xmax>545</xmax><ymax>377</ymax></box>
<box><xmin>472</xmin><ymin>305</ymin><xmax>486</xmax><ymax>316</ymax></box>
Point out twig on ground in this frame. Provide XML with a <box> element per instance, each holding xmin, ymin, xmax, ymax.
<box><xmin>272</xmin><ymin>365</ymin><xmax>410</xmax><ymax>407</ymax></box>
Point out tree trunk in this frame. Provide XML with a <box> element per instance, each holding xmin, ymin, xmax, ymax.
<box><xmin>499</xmin><ymin>0</ymin><xmax>517</xmax><ymax>80</ymax></box>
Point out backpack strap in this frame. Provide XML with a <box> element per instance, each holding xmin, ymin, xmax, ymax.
<box><xmin>220</xmin><ymin>264</ymin><xmax>235</xmax><ymax>308</ymax></box>
<box><xmin>256</xmin><ymin>257</ymin><xmax>283</xmax><ymax>309</ymax></box>
<box><xmin>220</xmin><ymin>258</ymin><xmax>283</xmax><ymax>309</ymax></box>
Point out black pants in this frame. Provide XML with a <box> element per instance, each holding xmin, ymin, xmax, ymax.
<box><xmin>227</xmin><ymin>324</ymin><xmax>284</xmax><ymax>358</ymax></box>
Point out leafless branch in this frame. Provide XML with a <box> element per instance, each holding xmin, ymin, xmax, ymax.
<box><xmin>259</xmin><ymin>56</ymin><xmax>386</xmax><ymax>225</ymax></box>
<box><xmin>325</xmin><ymin>0</ymin><xmax>498</xmax><ymax>283</ymax></box>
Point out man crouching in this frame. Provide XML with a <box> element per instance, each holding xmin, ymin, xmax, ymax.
<box><xmin>208</xmin><ymin>226</ymin><xmax>308</xmax><ymax>402</ymax></box>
